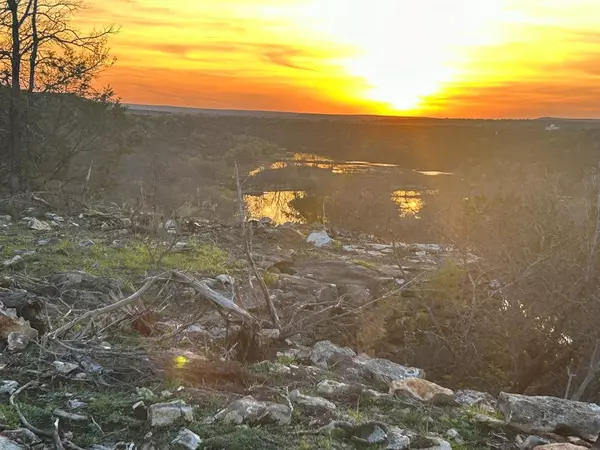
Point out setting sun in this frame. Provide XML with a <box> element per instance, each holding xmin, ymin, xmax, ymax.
<box><xmin>79</xmin><ymin>0</ymin><xmax>600</xmax><ymax>117</ymax></box>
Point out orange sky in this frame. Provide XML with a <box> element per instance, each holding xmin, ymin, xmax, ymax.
<box><xmin>79</xmin><ymin>0</ymin><xmax>600</xmax><ymax>118</ymax></box>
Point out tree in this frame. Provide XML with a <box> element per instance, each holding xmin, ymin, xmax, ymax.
<box><xmin>0</xmin><ymin>0</ymin><xmax>117</xmax><ymax>191</ymax></box>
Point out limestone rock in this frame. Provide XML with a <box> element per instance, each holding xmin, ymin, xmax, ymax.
<box><xmin>0</xmin><ymin>381</ymin><xmax>19</xmax><ymax>395</ymax></box>
<box><xmin>7</xmin><ymin>332</ymin><xmax>29</xmax><ymax>352</ymax></box>
<box><xmin>171</xmin><ymin>428</ymin><xmax>202</xmax><ymax>450</ymax></box>
<box><xmin>498</xmin><ymin>392</ymin><xmax>600</xmax><ymax>441</ymax></box>
<box><xmin>309</xmin><ymin>340</ymin><xmax>356</xmax><ymax>369</ymax></box>
<box><xmin>148</xmin><ymin>400</ymin><xmax>193</xmax><ymax>427</ymax></box>
<box><xmin>28</xmin><ymin>218</ymin><xmax>51</xmax><ymax>231</ymax></box>
<box><xmin>0</xmin><ymin>436</ymin><xmax>25</xmax><ymax>450</ymax></box>
<box><xmin>306</xmin><ymin>230</ymin><xmax>333</xmax><ymax>248</ymax></box>
<box><xmin>386</xmin><ymin>427</ymin><xmax>411</xmax><ymax>449</ymax></box>
<box><xmin>389</xmin><ymin>378</ymin><xmax>454</xmax><ymax>405</ymax></box>
<box><xmin>289</xmin><ymin>389</ymin><xmax>336</xmax><ymax>411</ymax></box>
<box><xmin>317</xmin><ymin>380</ymin><xmax>355</xmax><ymax>397</ymax></box>
<box><xmin>354</xmin><ymin>355</ymin><xmax>424</xmax><ymax>384</ymax></box>
<box><xmin>214</xmin><ymin>396</ymin><xmax>292</xmax><ymax>426</ymax></box>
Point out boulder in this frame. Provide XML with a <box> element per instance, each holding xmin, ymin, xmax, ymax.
<box><xmin>0</xmin><ymin>381</ymin><xmax>19</xmax><ymax>395</ymax></box>
<box><xmin>317</xmin><ymin>380</ymin><xmax>355</xmax><ymax>397</ymax></box>
<box><xmin>289</xmin><ymin>389</ymin><xmax>336</xmax><ymax>411</ymax></box>
<box><xmin>7</xmin><ymin>332</ymin><xmax>30</xmax><ymax>352</ymax></box>
<box><xmin>148</xmin><ymin>400</ymin><xmax>193</xmax><ymax>427</ymax></box>
<box><xmin>454</xmin><ymin>389</ymin><xmax>495</xmax><ymax>408</ymax></box>
<box><xmin>0</xmin><ymin>306</ymin><xmax>38</xmax><ymax>342</ymax></box>
<box><xmin>307</xmin><ymin>230</ymin><xmax>333</xmax><ymax>248</ymax></box>
<box><xmin>385</xmin><ymin>427</ymin><xmax>410</xmax><ymax>450</ymax></box>
<box><xmin>498</xmin><ymin>392</ymin><xmax>600</xmax><ymax>441</ymax></box>
<box><xmin>28</xmin><ymin>218</ymin><xmax>51</xmax><ymax>231</ymax></box>
<box><xmin>309</xmin><ymin>340</ymin><xmax>356</xmax><ymax>369</ymax></box>
<box><xmin>214</xmin><ymin>396</ymin><xmax>292</xmax><ymax>426</ymax></box>
<box><xmin>171</xmin><ymin>428</ymin><xmax>202</xmax><ymax>450</ymax></box>
<box><xmin>0</xmin><ymin>436</ymin><xmax>25</xmax><ymax>450</ymax></box>
<box><xmin>354</xmin><ymin>355</ymin><xmax>424</xmax><ymax>384</ymax></box>
<box><xmin>389</xmin><ymin>378</ymin><xmax>454</xmax><ymax>405</ymax></box>
<box><xmin>3</xmin><ymin>255</ymin><xmax>24</xmax><ymax>270</ymax></box>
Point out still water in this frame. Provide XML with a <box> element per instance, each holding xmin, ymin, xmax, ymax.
<box><xmin>245</xmin><ymin>154</ymin><xmax>447</xmax><ymax>225</ymax></box>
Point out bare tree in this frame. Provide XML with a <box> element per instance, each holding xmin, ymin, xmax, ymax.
<box><xmin>0</xmin><ymin>0</ymin><xmax>117</xmax><ymax>191</ymax></box>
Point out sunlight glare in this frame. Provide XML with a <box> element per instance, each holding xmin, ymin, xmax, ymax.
<box><xmin>295</xmin><ymin>0</ymin><xmax>511</xmax><ymax>113</ymax></box>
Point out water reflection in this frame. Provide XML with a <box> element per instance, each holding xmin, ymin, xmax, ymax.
<box><xmin>245</xmin><ymin>191</ymin><xmax>306</xmax><ymax>224</ymax></box>
<box><xmin>246</xmin><ymin>189</ymin><xmax>428</xmax><ymax>224</ymax></box>
<box><xmin>392</xmin><ymin>190</ymin><xmax>424</xmax><ymax>217</ymax></box>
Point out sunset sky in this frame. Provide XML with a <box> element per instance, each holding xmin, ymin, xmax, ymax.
<box><xmin>80</xmin><ymin>0</ymin><xmax>600</xmax><ymax>118</ymax></box>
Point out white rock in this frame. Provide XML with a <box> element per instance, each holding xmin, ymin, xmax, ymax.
<box><xmin>216</xmin><ymin>274</ymin><xmax>235</xmax><ymax>285</ymax></box>
<box><xmin>289</xmin><ymin>389</ymin><xmax>336</xmax><ymax>411</ymax></box>
<box><xmin>53</xmin><ymin>361</ymin><xmax>80</xmax><ymax>374</ymax></box>
<box><xmin>309</xmin><ymin>340</ymin><xmax>356</xmax><ymax>369</ymax></box>
<box><xmin>28</xmin><ymin>218</ymin><xmax>51</xmax><ymax>231</ymax></box>
<box><xmin>317</xmin><ymin>380</ymin><xmax>354</xmax><ymax>397</ymax></box>
<box><xmin>0</xmin><ymin>436</ymin><xmax>26</xmax><ymax>450</ymax></box>
<box><xmin>0</xmin><ymin>380</ymin><xmax>19</xmax><ymax>395</ymax></box>
<box><xmin>386</xmin><ymin>427</ymin><xmax>410</xmax><ymax>450</ymax></box>
<box><xmin>498</xmin><ymin>392</ymin><xmax>600</xmax><ymax>441</ymax></box>
<box><xmin>3</xmin><ymin>255</ymin><xmax>24</xmax><ymax>269</ymax></box>
<box><xmin>354</xmin><ymin>355</ymin><xmax>424</xmax><ymax>383</ymax></box>
<box><xmin>7</xmin><ymin>332</ymin><xmax>29</xmax><ymax>352</ymax></box>
<box><xmin>307</xmin><ymin>230</ymin><xmax>333</xmax><ymax>248</ymax></box>
<box><xmin>214</xmin><ymin>396</ymin><xmax>292</xmax><ymax>426</ymax></box>
<box><xmin>171</xmin><ymin>428</ymin><xmax>202</xmax><ymax>450</ymax></box>
<box><xmin>148</xmin><ymin>400</ymin><xmax>193</xmax><ymax>427</ymax></box>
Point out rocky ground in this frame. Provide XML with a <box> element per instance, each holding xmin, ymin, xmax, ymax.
<box><xmin>0</xmin><ymin>203</ymin><xmax>598</xmax><ymax>450</ymax></box>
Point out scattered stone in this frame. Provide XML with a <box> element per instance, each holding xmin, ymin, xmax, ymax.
<box><xmin>0</xmin><ymin>215</ymin><xmax>12</xmax><ymax>224</ymax></box>
<box><xmin>446</xmin><ymin>428</ymin><xmax>463</xmax><ymax>444</ymax></box>
<box><xmin>410</xmin><ymin>436</ymin><xmax>452</xmax><ymax>450</ymax></box>
<box><xmin>0</xmin><ymin>381</ymin><xmax>19</xmax><ymax>395</ymax></box>
<box><xmin>258</xmin><ymin>328</ymin><xmax>280</xmax><ymax>340</ymax></box>
<box><xmin>519</xmin><ymin>435</ymin><xmax>551</xmax><ymax>450</ymax></box>
<box><xmin>214</xmin><ymin>396</ymin><xmax>292</xmax><ymax>426</ymax></box>
<box><xmin>389</xmin><ymin>378</ymin><xmax>454</xmax><ymax>405</ymax></box>
<box><xmin>386</xmin><ymin>427</ymin><xmax>411</xmax><ymax>450</ymax></box>
<box><xmin>216</xmin><ymin>274</ymin><xmax>235</xmax><ymax>285</ymax></box>
<box><xmin>351</xmin><ymin>422</ymin><xmax>389</xmax><ymax>444</ymax></box>
<box><xmin>289</xmin><ymin>389</ymin><xmax>337</xmax><ymax>411</ymax></box>
<box><xmin>172</xmin><ymin>242</ymin><xmax>192</xmax><ymax>252</ymax></box>
<box><xmin>148</xmin><ymin>400</ymin><xmax>193</xmax><ymax>427</ymax></box>
<box><xmin>171</xmin><ymin>428</ymin><xmax>202</xmax><ymax>450</ymax></box>
<box><xmin>28</xmin><ymin>218</ymin><xmax>51</xmax><ymax>231</ymax></box>
<box><xmin>354</xmin><ymin>355</ymin><xmax>424</xmax><ymax>384</ymax></box>
<box><xmin>454</xmin><ymin>389</ymin><xmax>496</xmax><ymax>409</ymax></box>
<box><xmin>110</xmin><ymin>240</ymin><xmax>125</xmax><ymax>248</ymax></box>
<box><xmin>53</xmin><ymin>361</ymin><xmax>80</xmax><ymax>374</ymax></box>
<box><xmin>0</xmin><ymin>306</ymin><xmax>38</xmax><ymax>343</ymax></box>
<box><xmin>160</xmin><ymin>390</ymin><xmax>173</xmax><ymax>398</ymax></box>
<box><xmin>67</xmin><ymin>399</ymin><xmax>88</xmax><ymax>410</ymax></box>
<box><xmin>306</xmin><ymin>230</ymin><xmax>333</xmax><ymax>248</ymax></box>
<box><xmin>309</xmin><ymin>340</ymin><xmax>356</xmax><ymax>369</ymax></box>
<box><xmin>78</xmin><ymin>239</ymin><xmax>95</xmax><ymax>247</ymax></box>
<box><xmin>0</xmin><ymin>436</ymin><xmax>25</xmax><ymax>450</ymax></box>
<box><xmin>3</xmin><ymin>255</ymin><xmax>24</xmax><ymax>270</ymax></box>
<box><xmin>317</xmin><ymin>380</ymin><xmax>355</xmax><ymax>397</ymax></box>
<box><xmin>1</xmin><ymin>428</ymin><xmax>41</xmax><ymax>447</ymax></box>
<box><xmin>472</xmin><ymin>413</ymin><xmax>505</xmax><ymax>428</ymax></box>
<box><xmin>53</xmin><ymin>409</ymin><xmax>88</xmax><ymax>422</ymax></box>
<box><xmin>498</xmin><ymin>392</ymin><xmax>600</xmax><ymax>441</ymax></box>
<box><xmin>7</xmin><ymin>332</ymin><xmax>29</xmax><ymax>352</ymax></box>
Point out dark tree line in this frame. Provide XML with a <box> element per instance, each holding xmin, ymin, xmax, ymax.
<box><xmin>0</xmin><ymin>0</ymin><xmax>125</xmax><ymax>194</ymax></box>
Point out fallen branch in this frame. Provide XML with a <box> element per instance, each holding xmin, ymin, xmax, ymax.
<box><xmin>10</xmin><ymin>381</ymin><xmax>65</xmax><ymax>450</ymax></box>
<box><xmin>171</xmin><ymin>271</ymin><xmax>256</xmax><ymax>321</ymax></box>
<box><xmin>47</xmin><ymin>275</ymin><xmax>162</xmax><ymax>339</ymax></box>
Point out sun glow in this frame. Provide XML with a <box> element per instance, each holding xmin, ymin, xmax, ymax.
<box><xmin>294</xmin><ymin>0</ymin><xmax>512</xmax><ymax>113</ymax></box>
